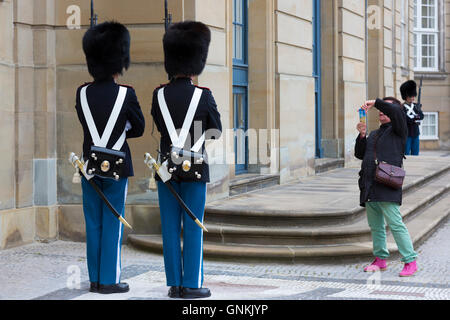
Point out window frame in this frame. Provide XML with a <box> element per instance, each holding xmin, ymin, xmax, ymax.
<box><xmin>413</xmin><ymin>0</ymin><xmax>440</xmax><ymax>72</ymax></box>
<box><xmin>420</xmin><ymin>111</ymin><xmax>439</xmax><ymax>140</ymax></box>
<box><xmin>232</xmin><ymin>0</ymin><xmax>248</xmax><ymax>67</ymax></box>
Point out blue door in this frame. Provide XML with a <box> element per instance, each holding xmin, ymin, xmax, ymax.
<box><xmin>313</xmin><ymin>0</ymin><xmax>323</xmax><ymax>158</ymax></box>
<box><xmin>233</xmin><ymin>0</ymin><xmax>249</xmax><ymax>174</ymax></box>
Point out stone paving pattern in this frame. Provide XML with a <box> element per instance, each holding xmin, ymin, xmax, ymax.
<box><xmin>0</xmin><ymin>218</ymin><xmax>448</xmax><ymax>300</ymax></box>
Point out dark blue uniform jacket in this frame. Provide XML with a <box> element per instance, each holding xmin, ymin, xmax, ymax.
<box><xmin>151</xmin><ymin>77</ymin><xmax>222</xmax><ymax>183</ymax></box>
<box><xmin>75</xmin><ymin>78</ymin><xmax>145</xmax><ymax>177</ymax></box>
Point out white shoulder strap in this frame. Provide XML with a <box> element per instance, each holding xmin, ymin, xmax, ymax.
<box><xmin>157</xmin><ymin>87</ymin><xmax>179</xmax><ymax>146</ymax></box>
<box><xmin>80</xmin><ymin>85</ymin><xmax>101</xmax><ymax>146</ymax></box>
<box><xmin>404</xmin><ymin>103</ymin><xmax>416</xmax><ymax>118</ymax></box>
<box><xmin>157</xmin><ymin>87</ymin><xmax>203</xmax><ymax>149</ymax></box>
<box><xmin>80</xmin><ymin>85</ymin><xmax>128</xmax><ymax>150</ymax></box>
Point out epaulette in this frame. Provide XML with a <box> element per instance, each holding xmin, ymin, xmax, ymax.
<box><xmin>195</xmin><ymin>85</ymin><xmax>211</xmax><ymax>91</ymax></box>
<box><xmin>78</xmin><ymin>82</ymin><xmax>92</xmax><ymax>90</ymax></box>
<box><xmin>119</xmin><ymin>83</ymin><xmax>134</xmax><ymax>89</ymax></box>
<box><xmin>156</xmin><ymin>83</ymin><xmax>169</xmax><ymax>89</ymax></box>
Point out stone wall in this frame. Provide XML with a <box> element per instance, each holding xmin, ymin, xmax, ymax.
<box><xmin>338</xmin><ymin>0</ymin><xmax>368</xmax><ymax>165</ymax></box>
<box><xmin>275</xmin><ymin>0</ymin><xmax>316</xmax><ymax>183</ymax></box>
<box><xmin>1</xmin><ymin>0</ymin><xmax>435</xmax><ymax>248</ymax></box>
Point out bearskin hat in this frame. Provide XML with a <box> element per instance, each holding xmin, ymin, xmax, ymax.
<box><xmin>82</xmin><ymin>21</ymin><xmax>131</xmax><ymax>81</ymax></box>
<box><xmin>400</xmin><ymin>80</ymin><xmax>417</xmax><ymax>100</ymax></box>
<box><xmin>163</xmin><ymin>21</ymin><xmax>211</xmax><ymax>77</ymax></box>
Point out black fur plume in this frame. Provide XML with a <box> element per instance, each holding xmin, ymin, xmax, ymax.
<box><xmin>400</xmin><ymin>80</ymin><xmax>417</xmax><ymax>100</ymax></box>
<box><xmin>163</xmin><ymin>21</ymin><xmax>211</xmax><ymax>77</ymax></box>
<box><xmin>82</xmin><ymin>21</ymin><xmax>131</xmax><ymax>81</ymax></box>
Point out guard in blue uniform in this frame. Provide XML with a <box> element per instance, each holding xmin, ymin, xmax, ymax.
<box><xmin>75</xmin><ymin>21</ymin><xmax>145</xmax><ymax>294</ymax></box>
<box><xmin>400</xmin><ymin>80</ymin><xmax>424</xmax><ymax>156</ymax></box>
<box><xmin>151</xmin><ymin>21</ymin><xmax>222</xmax><ymax>299</ymax></box>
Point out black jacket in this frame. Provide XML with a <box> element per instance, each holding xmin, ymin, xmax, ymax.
<box><xmin>75</xmin><ymin>78</ymin><xmax>145</xmax><ymax>177</ymax></box>
<box><xmin>355</xmin><ymin>99</ymin><xmax>407</xmax><ymax>207</ymax></box>
<box><xmin>151</xmin><ymin>77</ymin><xmax>222</xmax><ymax>183</ymax></box>
<box><xmin>403</xmin><ymin>103</ymin><xmax>424</xmax><ymax>137</ymax></box>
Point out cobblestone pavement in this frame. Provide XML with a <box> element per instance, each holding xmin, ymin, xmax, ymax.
<box><xmin>0</xmin><ymin>216</ymin><xmax>448</xmax><ymax>301</ymax></box>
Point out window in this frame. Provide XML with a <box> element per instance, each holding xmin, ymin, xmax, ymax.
<box><xmin>413</xmin><ymin>0</ymin><xmax>439</xmax><ymax>71</ymax></box>
<box><xmin>233</xmin><ymin>0</ymin><xmax>247</xmax><ymax>65</ymax></box>
<box><xmin>420</xmin><ymin>112</ymin><xmax>439</xmax><ymax>140</ymax></box>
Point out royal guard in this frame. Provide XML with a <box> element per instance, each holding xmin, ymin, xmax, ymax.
<box><xmin>75</xmin><ymin>21</ymin><xmax>145</xmax><ymax>294</ymax></box>
<box><xmin>150</xmin><ymin>21</ymin><xmax>222</xmax><ymax>299</ymax></box>
<box><xmin>400</xmin><ymin>80</ymin><xmax>424</xmax><ymax>156</ymax></box>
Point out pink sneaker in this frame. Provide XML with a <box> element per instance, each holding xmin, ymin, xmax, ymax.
<box><xmin>399</xmin><ymin>261</ymin><xmax>418</xmax><ymax>277</ymax></box>
<box><xmin>364</xmin><ymin>257</ymin><xmax>387</xmax><ymax>272</ymax></box>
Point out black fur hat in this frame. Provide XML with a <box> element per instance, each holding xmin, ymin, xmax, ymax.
<box><xmin>163</xmin><ymin>21</ymin><xmax>211</xmax><ymax>77</ymax></box>
<box><xmin>82</xmin><ymin>21</ymin><xmax>131</xmax><ymax>81</ymax></box>
<box><xmin>400</xmin><ymin>80</ymin><xmax>417</xmax><ymax>100</ymax></box>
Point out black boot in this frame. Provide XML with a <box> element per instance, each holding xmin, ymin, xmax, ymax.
<box><xmin>168</xmin><ymin>286</ymin><xmax>182</xmax><ymax>298</ymax></box>
<box><xmin>98</xmin><ymin>282</ymin><xmax>129</xmax><ymax>294</ymax></box>
<box><xmin>89</xmin><ymin>282</ymin><xmax>99</xmax><ymax>293</ymax></box>
<box><xmin>181</xmin><ymin>287</ymin><xmax>211</xmax><ymax>299</ymax></box>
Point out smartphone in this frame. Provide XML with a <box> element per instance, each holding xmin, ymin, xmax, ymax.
<box><xmin>359</xmin><ymin>108</ymin><xmax>366</xmax><ymax>123</ymax></box>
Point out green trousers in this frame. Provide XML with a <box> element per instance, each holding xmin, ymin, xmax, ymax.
<box><xmin>366</xmin><ymin>202</ymin><xmax>417</xmax><ymax>263</ymax></box>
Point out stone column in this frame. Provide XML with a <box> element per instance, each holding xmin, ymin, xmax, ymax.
<box><xmin>0</xmin><ymin>0</ymin><xmax>16</xmax><ymax>213</ymax></box>
<box><xmin>33</xmin><ymin>0</ymin><xmax>58</xmax><ymax>240</ymax></box>
<box><xmin>275</xmin><ymin>0</ymin><xmax>316</xmax><ymax>183</ymax></box>
<box><xmin>321</xmin><ymin>0</ymin><xmax>341</xmax><ymax>158</ymax></box>
<box><xmin>337</xmin><ymin>0</ymin><xmax>368</xmax><ymax>164</ymax></box>
<box><xmin>248</xmin><ymin>0</ymin><xmax>276</xmax><ymax>175</ymax></box>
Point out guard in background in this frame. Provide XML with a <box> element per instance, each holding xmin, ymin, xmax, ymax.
<box><xmin>151</xmin><ymin>21</ymin><xmax>222</xmax><ymax>299</ymax></box>
<box><xmin>75</xmin><ymin>21</ymin><xmax>145</xmax><ymax>294</ymax></box>
<box><xmin>400</xmin><ymin>80</ymin><xmax>424</xmax><ymax>156</ymax></box>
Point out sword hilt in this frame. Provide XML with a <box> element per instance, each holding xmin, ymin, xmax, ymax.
<box><xmin>69</xmin><ymin>152</ymin><xmax>133</xmax><ymax>230</ymax></box>
<box><xmin>69</xmin><ymin>152</ymin><xmax>84</xmax><ymax>171</ymax></box>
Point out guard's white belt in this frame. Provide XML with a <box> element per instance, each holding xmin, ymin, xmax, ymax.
<box><xmin>157</xmin><ymin>87</ymin><xmax>205</xmax><ymax>153</ymax></box>
<box><xmin>80</xmin><ymin>85</ymin><xmax>128</xmax><ymax>151</ymax></box>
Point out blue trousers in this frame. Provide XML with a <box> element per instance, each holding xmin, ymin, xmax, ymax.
<box><xmin>81</xmin><ymin>176</ymin><xmax>128</xmax><ymax>285</ymax></box>
<box><xmin>405</xmin><ymin>136</ymin><xmax>420</xmax><ymax>156</ymax></box>
<box><xmin>157</xmin><ymin>180</ymin><xmax>206</xmax><ymax>289</ymax></box>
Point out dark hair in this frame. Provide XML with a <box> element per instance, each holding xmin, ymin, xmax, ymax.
<box><xmin>382</xmin><ymin>96</ymin><xmax>402</xmax><ymax>107</ymax></box>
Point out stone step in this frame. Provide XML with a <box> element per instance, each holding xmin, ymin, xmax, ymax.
<box><xmin>128</xmin><ymin>191</ymin><xmax>450</xmax><ymax>261</ymax></box>
<box><xmin>314</xmin><ymin>158</ymin><xmax>345</xmax><ymax>174</ymax></box>
<box><xmin>206</xmin><ymin>161</ymin><xmax>450</xmax><ymax>227</ymax></box>
<box><xmin>203</xmin><ymin>179</ymin><xmax>449</xmax><ymax>246</ymax></box>
<box><xmin>229</xmin><ymin>174</ymin><xmax>280</xmax><ymax>196</ymax></box>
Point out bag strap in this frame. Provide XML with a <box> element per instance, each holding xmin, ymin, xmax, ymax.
<box><xmin>373</xmin><ymin>128</ymin><xmax>406</xmax><ymax>168</ymax></box>
<box><xmin>157</xmin><ymin>87</ymin><xmax>204</xmax><ymax>150</ymax></box>
<box><xmin>373</xmin><ymin>131</ymin><xmax>380</xmax><ymax>164</ymax></box>
<box><xmin>80</xmin><ymin>85</ymin><xmax>128</xmax><ymax>150</ymax></box>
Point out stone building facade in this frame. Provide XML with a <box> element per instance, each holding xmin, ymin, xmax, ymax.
<box><xmin>0</xmin><ymin>0</ymin><xmax>447</xmax><ymax>249</ymax></box>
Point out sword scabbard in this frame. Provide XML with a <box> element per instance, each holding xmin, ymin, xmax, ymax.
<box><xmin>119</xmin><ymin>216</ymin><xmax>133</xmax><ymax>230</ymax></box>
<box><xmin>69</xmin><ymin>152</ymin><xmax>133</xmax><ymax>230</ymax></box>
<box><xmin>195</xmin><ymin>219</ymin><xmax>208</xmax><ymax>232</ymax></box>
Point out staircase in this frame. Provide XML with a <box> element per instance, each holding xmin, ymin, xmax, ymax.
<box><xmin>128</xmin><ymin>155</ymin><xmax>450</xmax><ymax>261</ymax></box>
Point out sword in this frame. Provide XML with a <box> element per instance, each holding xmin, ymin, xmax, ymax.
<box><xmin>144</xmin><ymin>152</ymin><xmax>208</xmax><ymax>232</ymax></box>
<box><xmin>69</xmin><ymin>152</ymin><xmax>133</xmax><ymax>229</ymax></box>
